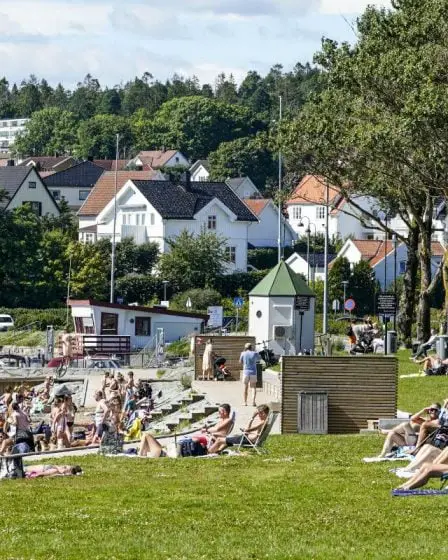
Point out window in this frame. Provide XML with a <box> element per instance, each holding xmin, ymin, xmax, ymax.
<box><xmin>292</xmin><ymin>206</ymin><xmax>301</xmax><ymax>220</ymax></box>
<box><xmin>79</xmin><ymin>190</ymin><xmax>90</xmax><ymax>201</ymax></box>
<box><xmin>11</xmin><ymin>121</ymin><xmax>17</xmax><ymax>127</ymax></box>
<box><xmin>399</xmin><ymin>260</ymin><xmax>406</xmax><ymax>274</ymax></box>
<box><xmin>150</xmin><ymin>213</ymin><xmax>155</xmax><ymax>225</ymax></box>
<box><xmin>28</xmin><ymin>181</ymin><xmax>36</xmax><ymax>189</ymax></box>
<box><xmin>85</xmin><ymin>233</ymin><xmax>95</xmax><ymax>244</ymax></box>
<box><xmin>100</xmin><ymin>313</ymin><xmax>118</xmax><ymax>335</ymax></box>
<box><xmin>226</xmin><ymin>246</ymin><xmax>236</xmax><ymax>264</ymax></box>
<box><xmin>316</xmin><ymin>206</ymin><xmax>325</xmax><ymax>220</ymax></box>
<box><xmin>136</xmin><ymin>213</ymin><xmax>146</xmax><ymax>226</ymax></box>
<box><xmin>207</xmin><ymin>215</ymin><xmax>217</xmax><ymax>230</ymax></box>
<box><xmin>123</xmin><ymin>214</ymin><xmax>128</xmax><ymax>225</ymax></box>
<box><xmin>23</xmin><ymin>201</ymin><xmax>41</xmax><ymax>216</ymax></box>
<box><xmin>52</xmin><ymin>190</ymin><xmax>61</xmax><ymax>201</ymax></box>
<box><xmin>135</xmin><ymin>316</ymin><xmax>151</xmax><ymax>336</ymax></box>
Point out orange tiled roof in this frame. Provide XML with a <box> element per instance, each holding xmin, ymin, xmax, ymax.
<box><xmin>243</xmin><ymin>198</ymin><xmax>270</xmax><ymax>216</ymax></box>
<box><xmin>135</xmin><ymin>150</ymin><xmax>179</xmax><ymax>169</ymax></box>
<box><xmin>78</xmin><ymin>170</ymin><xmax>158</xmax><ymax>216</ymax></box>
<box><xmin>286</xmin><ymin>175</ymin><xmax>342</xmax><ymax>206</ymax></box>
<box><xmin>352</xmin><ymin>240</ymin><xmax>395</xmax><ymax>266</ymax></box>
<box><xmin>93</xmin><ymin>159</ymin><xmax>128</xmax><ymax>171</ymax></box>
<box><xmin>431</xmin><ymin>242</ymin><xmax>445</xmax><ymax>257</ymax></box>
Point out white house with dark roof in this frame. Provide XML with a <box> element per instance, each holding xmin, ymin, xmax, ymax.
<box><xmin>243</xmin><ymin>198</ymin><xmax>296</xmax><ymax>248</ymax></box>
<box><xmin>44</xmin><ymin>160</ymin><xmax>105</xmax><ymax>210</ymax></box>
<box><xmin>127</xmin><ymin>150</ymin><xmax>189</xmax><ymax>171</ymax></box>
<box><xmin>286</xmin><ymin>252</ymin><xmax>337</xmax><ymax>284</ymax></box>
<box><xmin>190</xmin><ymin>160</ymin><xmax>210</xmax><ymax>182</ymax></box>
<box><xmin>0</xmin><ymin>164</ymin><xmax>59</xmax><ymax>216</ymax></box>
<box><xmin>85</xmin><ymin>176</ymin><xmax>258</xmax><ymax>272</ymax></box>
<box><xmin>225</xmin><ymin>177</ymin><xmax>262</xmax><ymax>199</ymax></box>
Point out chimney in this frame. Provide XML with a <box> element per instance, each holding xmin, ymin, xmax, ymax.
<box><xmin>184</xmin><ymin>169</ymin><xmax>191</xmax><ymax>190</ymax></box>
<box><xmin>6</xmin><ymin>159</ymin><xmax>14</xmax><ymax>166</ymax></box>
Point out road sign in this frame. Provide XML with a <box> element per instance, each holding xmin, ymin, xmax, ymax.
<box><xmin>295</xmin><ymin>296</ymin><xmax>310</xmax><ymax>311</ymax></box>
<box><xmin>344</xmin><ymin>298</ymin><xmax>356</xmax><ymax>312</ymax></box>
<box><xmin>377</xmin><ymin>294</ymin><xmax>397</xmax><ymax>315</ymax></box>
<box><xmin>332</xmin><ymin>299</ymin><xmax>340</xmax><ymax>312</ymax></box>
<box><xmin>233</xmin><ymin>296</ymin><xmax>244</xmax><ymax>308</ymax></box>
<box><xmin>185</xmin><ymin>297</ymin><xmax>192</xmax><ymax>309</ymax></box>
<box><xmin>207</xmin><ymin>306</ymin><xmax>223</xmax><ymax>328</ymax></box>
<box><xmin>116</xmin><ymin>297</ymin><xmax>124</xmax><ymax>304</ymax></box>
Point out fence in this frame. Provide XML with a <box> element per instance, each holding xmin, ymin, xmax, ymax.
<box><xmin>281</xmin><ymin>356</ymin><xmax>397</xmax><ymax>434</ymax></box>
<box><xmin>193</xmin><ymin>335</ymin><xmax>255</xmax><ymax>379</ymax></box>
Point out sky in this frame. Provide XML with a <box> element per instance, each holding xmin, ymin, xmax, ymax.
<box><xmin>0</xmin><ymin>0</ymin><xmax>391</xmax><ymax>88</ymax></box>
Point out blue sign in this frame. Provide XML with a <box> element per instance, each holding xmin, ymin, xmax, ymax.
<box><xmin>344</xmin><ymin>298</ymin><xmax>356</xmax><ymax>312</ymax></box>
<box><xmin>117</xmin><ymin>297</ymin><xmax>124</xmax><ymax>304</ymax></box>
<box><xmin>233</xmin><ymin>296</ymin><xmax>244</xmax><ymax>308</ymax></box>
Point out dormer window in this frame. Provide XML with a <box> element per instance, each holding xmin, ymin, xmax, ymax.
<box><xmin>207</xmin><ymin>215</ymin><xmax>217</xmax><ymax>230</ymax></box>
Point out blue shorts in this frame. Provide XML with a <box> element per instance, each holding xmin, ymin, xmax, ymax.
<box><xmin>225</xmin><ymin>434</ymin><xmax>251</xmax><ymax>447</ymax></box>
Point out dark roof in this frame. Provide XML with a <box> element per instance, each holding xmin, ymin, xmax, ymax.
<box><xmin>226</xmin><ymin>177</ymin><xmax>247</xmax><ymax>188</ymax></box>
<box><xmin>19</xmin><ymin>156</ymin><xmax>74</xmax><ymax>170</ymax></box>
<box><xmin>132</xmin><ymin>180</ymin><xmax>258</xmax><ymax>222</ymax></box>
<box><xmin>298</xmin><ymin>253</ymin><xmax>337</xmax><ymax>267</ymax></box>
<box><xmin>44</xmin><ymin>160</ymin><xmax>104</xmax><ymax>188</ymax></box>
<box><xmin>0</xmin><ymin>166</ymin><xmax>33</xmax><ymax>208</ymax></box>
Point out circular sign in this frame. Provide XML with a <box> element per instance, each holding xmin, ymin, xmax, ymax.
<box><xmin>344</xmin><ymin>298</ymin><xmax>356</xmax><ymax>312</ymax></box>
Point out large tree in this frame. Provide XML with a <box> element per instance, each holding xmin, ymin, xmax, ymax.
<box><xmin>76</xmin><ymin>114</ymin><xmax>133</xmax><ymax>159</ymax></box>
<box><xmin>283</xmin><ymin>0</ymin><xmax>448</xmax><ymax>343</ymax></box>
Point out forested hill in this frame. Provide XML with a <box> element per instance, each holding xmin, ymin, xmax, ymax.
<box><xmin>1</xmin><ymin>65</ymin><xmax>321</xmax><ymax>191</ymax></box>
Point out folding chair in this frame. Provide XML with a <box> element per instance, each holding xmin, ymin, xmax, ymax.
<box><xmin>440</xmin><ymin>472</ymin><xmax>448</xmax><ymax>490</ymax></box>
<box><xmin>236</xmin><ymin>411</ymin><xmax>279</xmax><ymax>455</ymax></box>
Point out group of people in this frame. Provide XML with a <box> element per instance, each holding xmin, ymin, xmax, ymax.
<box><xmin>347</xmin><ymin>317</ymin><xmax>384</xmax><ymax>354</ymax></box>
<box><xmin>374</xmin><ymin>397</ymin><xmax>448</xmax><ymax>491</ymax></box>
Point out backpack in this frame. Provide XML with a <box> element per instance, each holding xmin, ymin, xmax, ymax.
<box><xmin>179</xmin><ymin>438</ymin><xmax>207</xmax><ymax>457</ymax></box>
<box><xmin>0</xmin><ymin>456</ymin><xmax>24</xmax><ymax>480</ymax></box>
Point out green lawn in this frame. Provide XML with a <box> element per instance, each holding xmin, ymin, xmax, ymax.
<box><xmin>2</xmin><ymin>350</ymin><xmax>448</xmax><ymax>559</ymax></box>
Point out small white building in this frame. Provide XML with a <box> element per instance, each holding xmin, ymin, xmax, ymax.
<box><xmin>0</xmin><ymin>118</ymin><xmax>29</xmax><ymax>152</ymax></box>
<box><xmin>226</xmin><ymin>177</ymin><xmax>262</xmax><ymax>200</ymax></box>
<box><xmin>69</xmin><ymin>299</ymin><xmax>207</xmax><ymax>350</ymax></box>
<box><xmin>190</xmin><ymin>160</ymin><xmax>210</xmax><ymax>182</ymax></box>
<box><xmin>286</xmin><ymin>252</ymin><xmax>337</xmax><ymax>284</ymax></box>
<box><xmin>249</xmin><ymin>261</ymin><xmax>315</xmax><ymax>356</ymax></box>
<box><xmin>244</xmin><ymin>198</ymin><xmax>296</xmax><ymax>248</ymax></box>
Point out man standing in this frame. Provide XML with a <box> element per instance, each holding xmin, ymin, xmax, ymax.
<box><xmin>240</xmin><ymin>342</ymin><xmax>259</xmax><ymax>407</ymax></box>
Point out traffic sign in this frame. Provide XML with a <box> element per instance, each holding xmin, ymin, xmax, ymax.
<box><xmin>344</xmin><ymin>298</ymin><xmax>356</xmax><ymax>312</ymax></box>
<box><xmin>377</xmin><ymin>294</ymin><xmax>397</xmax><ymax>315</ymax></box>
<box><xmin>332</xmin><ymin>299</ymin><xmax>340</xmax><ymax>312</ymax></box>
<box><xmin>233</xmin><ymin>296</ymin><xmax>244</xmax><ymax>308</ymax></box>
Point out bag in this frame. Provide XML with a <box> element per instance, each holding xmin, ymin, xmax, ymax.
<box><xmin>99</xmin><ymin>429</ymin><xmax>124</xmax><ymax>455</ymax></box>
<box><xmin>0</xmin><ymin>456</ymin><xmax>25</xmax><ymax>480</ymax></box>
<box><xmin>432</xmin><ymin>429</ymin><xmax>448</xmax><ymax>450</ymax></box>
<box><xmin>179</xmin><ymin>438</ymin><xmax>207</xmax><ymax>457</ymax></box>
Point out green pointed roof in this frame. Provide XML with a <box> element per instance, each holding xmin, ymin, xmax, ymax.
<box><xmin>249</xmin><ymin>260</ymin><xmax>315</xmax><ymax>297</ymax></box>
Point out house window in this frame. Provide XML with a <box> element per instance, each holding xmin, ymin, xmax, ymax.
<box><xmin>399</xmin><ymin>261</ymin><xmax>406</xmax><ymax>274</ymax></box>
<box><xmin>85</xmin><ymin>233</ymin><xmax>95</xmax><ymax>244</ymax></box>
<box><xmin>23</xmin><ymin>201</ymin><xmax>42</xmax><ymax>216</ymax></box>
<box><xmin>135</xmin><ymin>316</ymin><xmax>151</xmax><ymax>336</ymax></box>
<box><xmin>150</xmin><ymin>213</ymin><xmax>155</xmax><ymax>225</ymax></box>
<box><xmin>28</xmin><ymin>181</ymin><xmax>36</xmax><ymax>189</ymax></box>
<box><xmin>52</xmin><ymin>190</ymin><xmax>61</xmax><ymax>201</ymax></box>
<box><xmin>79</xmin><ymin>190</ymin><xmax>90</xmax><ymax>201</ymax></box>
<box><xmin>292</xmin><ymin>207</ymin><xmax>301</xmax><ymax>220</ymax></box>
<box><xmin>316</xmin><ymin>206</ymin><xmax>325</xmax><ymax>220</ymax></box>
<box><xmin>136</xmin><ymin>213</ymin><xmax>146</xmax><ymax>226</ymax></box>
<box><xmin>100</xmin><ymin>313</ymin><xmax>118</xmax><ymax>335</ymax></box>
<box><xmin>226</xmin><ymin>246</ymin><xmax>236</xmax><ymax>264</ymax></box>
<box><xmin>208</xmin><ymin>215</ymin><xmax>217</xmax><ymax>230</ymax></box>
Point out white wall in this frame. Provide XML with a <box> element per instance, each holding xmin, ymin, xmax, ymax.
<box><xmin>248</xmin><ymin>203</ymin><xmax>296</xmax><ymax>248</ymax></box>
<box><xmin>49</xmin><ymin>185</ymin><xmax>92</xmax><ymax>210</ymax></box>
<box><xmin>191</xmin><ymin>165</ymin><xmax>210</xmax><ymax>182</ymax></box>
<box><xmin>7</xmin><ymin>168</ymin><xmax>59</xmax><ymax>216</ymax></box>
<box><xmin>231</xmin><ymin>178</ymin><xmax>261</xmax><ymax>199</ymax></box>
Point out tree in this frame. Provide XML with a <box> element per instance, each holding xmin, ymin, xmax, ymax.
<box><xmin>76</xmin><ymin>114</ymin><xmax>133</xmax><ymax>159</ymax></box>
<box><xmin>283</xmin><ymin>0</ymin><xmax>448</xmax><ymax>343</ymax></box>
<box><xmin>13</xmin><ymin>107</ymin><xmax>77</xmax><ymax>156</ymax></box>
<box><xmin>158</xmin><ymin>230</ymin><xmax>228</xmax><ymax>292</ymax></box>
<box><xmin>68</xmin><ymin>241</ymin><xmax>109</xmax><ymax>300</ymax></box>
<box><xmin>349</xmin><ymin>260</ymin><xmax>379</xmax><ymax>315</ymax></box>
<box><xmin>208</xmin><ymin>132</ymin><xmax>276</xmax><ymax>190</ymax></box>
<box><xmin>328</xmin><ymin>257</ymin><xmax>351</xmax><ymax>305</ymax></box>
<box><xmin>15</xmin><ymin>75</ymin><xmax>42</xmax><ymax>117</ymax></box>
<box><xmin>215</xmin><ymin>73</ymin><xmax>238</xmax><ymax>104</ymax></box>
<box><xmin>70</xmin><ymin>74</ymin><xmax>101</xmax><ymax>120</ymax></box>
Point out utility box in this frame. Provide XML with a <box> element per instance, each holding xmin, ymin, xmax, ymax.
<box><xmin>256</xmin><ymin>362</ymin><xmax>263</xmax><ymax>389</ymax></box>
<box><xmin>386</xmin><ymin>331</ymin><xmax>397</xmax><ymax>354</ymax></box>
<box><xmin>297</xmin><ymin>391</ymin><xmax>328</xmax><ymax>434</ymax></box>
<box><xmin>437</xmin><ymin>335</ymin><xmax>448</xmax><ymax>361</ymax></box>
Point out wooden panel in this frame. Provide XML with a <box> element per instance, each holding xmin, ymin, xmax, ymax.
<box><xmin>193</xmin><ymin>335</ymin><xmax>256</xmax><ymax>379</ymax></box>
<box><xmin>281</xmin><ymin>356</ymin><xmax>397</xmax><ymax>434</ymax></box>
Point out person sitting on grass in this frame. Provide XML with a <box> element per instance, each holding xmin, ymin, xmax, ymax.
<box><xmin>377</xmin><ymin>403</ymin><xmax>441</xmax><ymax>458</ymax></box>
<box><xmin>395</xmin><ymin>445</ymin><xmax>448</xmax><ymax>490</ymax></box>
<box><xmin>414</xmin><ymin>353</ymin><xmax>448</xmax><ymax>376</ymax></box>
<box><xmin>207</xmin><ymin>404</ymin><xmax>270</xmax><ymax>455</ymax></box>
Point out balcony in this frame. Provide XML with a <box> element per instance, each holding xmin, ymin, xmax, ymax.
<box><xmin>121</xmin><ymin>225</ymin><xmax>147</xmax><ymax>244</ymax></box>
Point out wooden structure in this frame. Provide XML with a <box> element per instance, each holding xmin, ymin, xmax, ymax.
<box><xmin>281</xmin><ymin>356</ymin><xmax>397</xmax><ymax>434</ymax></box>
<box><xmin>194</xmin><ymin>335</ymin><xmax>255</xmax><ymax>380</ymax></box>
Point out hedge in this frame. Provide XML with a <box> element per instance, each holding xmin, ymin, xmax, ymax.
<box><xmin>0</xmin><ymin>308</ymin><xmax>67</xmax><ymax>330</ymax></box>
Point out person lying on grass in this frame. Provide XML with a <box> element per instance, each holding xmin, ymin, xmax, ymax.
<box><xmin>138</xmin><ymin>403</ymin><xmax>233</xmax><ymax>458</ymax></box>
<box><xmin>395</xmin><ymin>445</ymin><xmax>448</xmax><ymax>491</ymax></box>
<box><xmin>377</xmin><ymin>403</ymin><xmax>441</xmax><ymax>458</ymax></box>
<box><xmin>25</xmin><ymin>464</ymin><xmax>83</xmax><ymax>478</ymax></box>
<box><xmin>207</xmin><ymin>404</ymin><xmax>270</xmax><ymax>455</ymax></box>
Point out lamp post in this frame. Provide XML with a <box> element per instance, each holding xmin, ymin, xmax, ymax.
<box><xmin>110</xmin><ymin>133</ymin><xmax>120</xmax><ymax>304</ymax></box>
<box><xmin>393</xmin><ymin>234</ymin><xmax>397</xmax><ymax>331</ymax></box>
<box><xmin>298</xmin><ymin>217</ymin><xmax>317</xmax><ymax>287</ymax></box>
<box><xmin>323</xmin><ymin>181</ymin><xmax>330</xmax><ymax>335</ymax></box>
<box><xmin>277</xmin><ymin>95</ymin><xmax>283</xmax><ymax>263</ymax></box>
<box><xmin>342</xmin><ymin>280</ymin><xmax>349</xmax><ymax>313</ymax></box>
<box><xmin>162</xmin><ymin>280</ymin><xmax>169</xmax><ymax>303</ymax></box>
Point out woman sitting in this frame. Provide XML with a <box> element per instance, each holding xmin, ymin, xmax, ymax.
<box><xmin>396</xmin><ymin>445</ymin><xmax>448</xmax><ymax>490</ymax></box>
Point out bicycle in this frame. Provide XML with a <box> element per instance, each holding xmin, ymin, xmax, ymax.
<box><xmin>256</xmin><ymin>340</ymin><xmax>278</xmax><ymax>368</ymax></box>
<box><xmin>55</xmin><ymin>357</ymin><xmax>70</xmax><ymax>379</ymax></box>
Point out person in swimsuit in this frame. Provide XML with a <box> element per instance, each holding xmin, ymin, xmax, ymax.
<box><xmin>25</xmin><ymin>464</ymin><xmax>83</xmax><ymax>478</ymax></box>
<box><xmin>63</xmin><ymin>395</ymin><xmax>77</xmax><ymax>440</ymax></box>
<box><xmin>51</xmin><ymin>397</ymin><xmax>70</xmax><ymax>449</ymax></box>
<box><xmin>191</xmin><ymin>404</ymin><xmax>233</xmax><ymax>448</ymax></box>
<box><xmin>93</xmin><ymin>391</ymin><xmax>109</xmax><ymax>444</ymax></box>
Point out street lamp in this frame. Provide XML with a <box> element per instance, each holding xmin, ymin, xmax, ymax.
<box><xmin>162</xmin><ymin>280</ymin><xmax>169</xmax><ymax>303</ymax></box>
<box><xmin>342</xmin><ymin>280</ymin><xmax>349</xmax><ymax>312</ymax></box>
<box><xmin>392</xmin><ymin>234</ymin><xmax>398</xmax><ymax>331</ymax></box>
<box><xmin>298</xmin><ymin>217</ymin><xmax>317</xmax><ymax>287</ymax></box>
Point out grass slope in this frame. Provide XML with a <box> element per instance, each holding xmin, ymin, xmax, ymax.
<box><xmin>2</xmin><ymin>350</ymin><xmax>448</xmax><ymax>559</ymax></box>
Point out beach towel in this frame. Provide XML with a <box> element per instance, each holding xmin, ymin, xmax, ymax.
<box><xmin>392</xmin><ymin>488</ymin><xmax>448</xmax><ymax>497</ymax></box>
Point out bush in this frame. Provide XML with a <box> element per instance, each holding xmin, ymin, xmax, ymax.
<box><xmin>170</xmin><ymin>288</ymin><xmax>222</xmax><ymax>312</ymax></box>
<box><xmin>180</xmin><ymin>373</ymin><xmax>193</xmax><ymax>389</ymax></box>
<box><xmin>0</xmin><ymin>307</ymin><xmax>66</xmax><ymax>330</ymax></box>
<box><xmin>166</xmin><ymin>339</ymin><xmax>190</xmax><ymax>357</ymax></box>
<box><xmin>214</xmin><ymin>270</ymin><xmax>269</xmax><ymax>297</ymax></box>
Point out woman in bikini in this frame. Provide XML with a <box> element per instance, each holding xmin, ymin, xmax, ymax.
<box><xmin>51</xmin><ymin>397</ymin><xmax>70</xmax><ymax>449</ymax></box>
<box><xmin>25</xmin><ymin>464</ymin><xmax>83</xmax><ymax>478</ymax></box>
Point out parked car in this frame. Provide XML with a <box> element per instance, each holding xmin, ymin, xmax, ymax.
<box><xmin>46</xmin><ymin>356</ymin><xmax>121</xmax><ymax>369</ymax></box>
<box><xmin>0</xmin><ymin>314</ymin><xmax>14</xmax><ymax>332</ymax></box>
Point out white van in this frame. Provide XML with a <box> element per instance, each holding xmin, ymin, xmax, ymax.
<box><xmin>0</xmin><ymin>315</ymin><xmax>14</xmax><ymax>332</ymax></box>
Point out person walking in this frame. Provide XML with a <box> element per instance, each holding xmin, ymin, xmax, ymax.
<box><xmin>201</xmin><ymin>339</ymin><xmax>214</xmax><ymax>381</ymax></box>
<box><xmin>240</xmin><ymin>342</ymin><xmax>259</xmax><ymax>407</ymax></box>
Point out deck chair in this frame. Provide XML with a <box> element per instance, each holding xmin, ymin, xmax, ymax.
<box><xmin>236</xmin><ymin>411</ymin><xmax>279</xmax><ymax>455</ymax></box>
<box><xmin>440</xmin><ymin>472</ymin><xmax>448</xmax><ymax>490</ymax></box>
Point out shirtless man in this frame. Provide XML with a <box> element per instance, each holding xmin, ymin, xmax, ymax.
<box><xmin>93</xmin><ymin>390</ymin><xmax>109</xmax><ymax>444</ymax></box>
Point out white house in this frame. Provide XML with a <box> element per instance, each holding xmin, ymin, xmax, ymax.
<box><xmin>0</xmin><ymin>165</ymin><xmax>60</xmax><ymax>216</ymax></box>
<box><xmin>44</xmin><ymin>160</ymin><xmax>105</xmax><ymax>210</ymax></box>
<box><xmin>286</xmin><ymin>175</ymin><xmax>376</xmax><ymax>240</ymax></box>
<box><xmin>335</xmin><ymin>239</ymin><xmax>445</xmax><ymax>290</ymax></box>
<box><xmin>286</xmin><ymin>252</ymin><xmax>337</xmax><ymax>284</ymax></box>
<box><xmin>127</xmin><ymin>150</ymin><xmax>189</xmax><ymax>171</ymax></box>
<box><xmin>243</xmin><ymin>198</ymin><xmax>296</xmax><ymax>248</ymax></box>
<box><xmin>226</xmin><ymin>177</ymin><xmax>262</xmax><ymax>199</ymax></box>
<box><xmin>190</xmin><ymin>160</ymin><xmax>210</xmax><ymax>182</ymax></box>
<box><xmin>69</xmin><ymin>299</ymin><xmax>207</xmax><ymax>350</ymax></box>
<box><xmin>0</xmin><ymin>118</ymin><xmax>29</xmax><ymax>152</ymax></box>
<box><xmin>88</xmin><ymin>176</ymin><xmax>258</xmax><ymax>272</ymax></box>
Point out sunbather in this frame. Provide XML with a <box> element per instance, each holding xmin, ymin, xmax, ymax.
<box><xmin>191</xmin><ymin>404</ymin><xmax>233</xmax><ymax>447</ymax></box>
<box><xmin>207</xmin><ymin>404</ymin><xmax>270</xmax><ymax>454</ymax></box>
<box><xmin>396</xmin><ymin>446</ymin><xmax>448</xmax><ymax>490</ymax></box>
<box><xmin>25</xmin><ymin>464</ymin><xmax>83</xmax><ymax>478</ymax></box>
<box><xmin>377</xmin><ymin>403</ymin><xmax>441</xmax><ymax>458</ymax></box>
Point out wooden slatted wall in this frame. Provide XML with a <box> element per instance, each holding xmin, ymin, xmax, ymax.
<box><xmin>194</xmin><ymin>335</ymin><xmax>255</xmax><ymax>379</ymax></box>
<box><xmin>281</xmin><ymin>356</ymin><xmax>397</xmax><ymax>434</ymax></box>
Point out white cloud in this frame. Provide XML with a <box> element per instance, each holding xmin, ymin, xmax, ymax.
<box><xmin>319</xmin><ymin>0</ymin><xmax>391</xmax><ymax>14</ymax></box>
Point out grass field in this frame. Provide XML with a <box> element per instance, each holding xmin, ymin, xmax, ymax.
<box><xmin>2</xmin><ymin>350</ymin><xmax>448</xmax><ymax>559</ymax></box>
